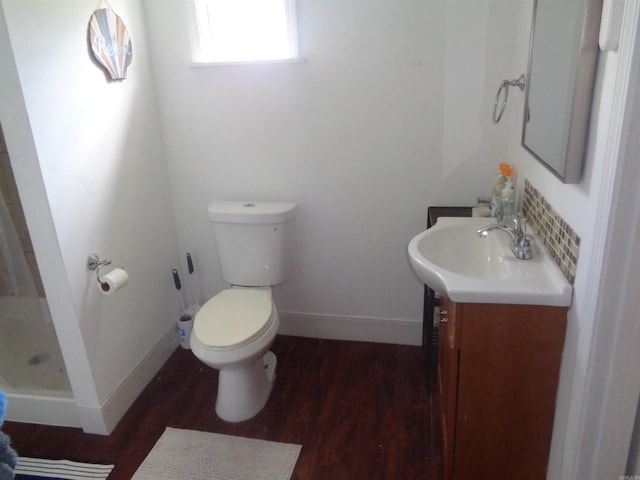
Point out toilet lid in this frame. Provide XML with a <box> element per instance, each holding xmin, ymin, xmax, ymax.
<box><xmin>194</xmin><ymin>289</ymin><xmax>274</xmax><ymax>348</ymax></box>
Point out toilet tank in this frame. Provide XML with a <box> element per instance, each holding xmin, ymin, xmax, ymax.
<box><xmin>208</xmin><ymin>201</ymin><xmax>298</xmax><ymax>287</ymax></box>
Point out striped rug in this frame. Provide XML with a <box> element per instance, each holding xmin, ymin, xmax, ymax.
<box><xmin>14</xmin><ymin>457</ymin><xmax>114</xmax><ymax>480</ymax></box>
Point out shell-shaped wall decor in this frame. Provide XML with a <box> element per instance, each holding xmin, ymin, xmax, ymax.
<box><xmin>88</xmin><ymin>8</ymin><xmax>132</xmax><ymax>80</ymax></box>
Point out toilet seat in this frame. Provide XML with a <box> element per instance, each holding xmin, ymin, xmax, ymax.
<box><xmin>193</xmin><ymin>289</ymin><xmax>275</xmax><ymax>349</ymax></box>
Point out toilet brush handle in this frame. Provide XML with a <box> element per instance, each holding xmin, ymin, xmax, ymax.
<box><xmin>187</xmin><ymin>253</ymin><xmax>194</xmax><ymax>274</ymax></box>
<box><xmin>172</xmin><ymin>269</ymin><xmax>187</xmax><ymax>312</ymax></box>
<box><xmin>186</xmin><ymin>252</ymin><xmax>201</xmax><ymax>308</ymax></box>
<box><xmin>172</xmin><ymin>269</ymin><xmax>182</xmax><ymax>290</ymax></box>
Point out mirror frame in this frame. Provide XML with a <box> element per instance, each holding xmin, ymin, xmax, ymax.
<box><xmin>522</xmin><ymin>0</ymin><xmax>603</xmax><ymax>184</ymax></box>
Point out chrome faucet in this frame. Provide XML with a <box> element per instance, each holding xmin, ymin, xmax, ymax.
<box><xmin>477</xmin><ymin>214</ymin><xmax>533</xmax><ymax>260</ymax></box>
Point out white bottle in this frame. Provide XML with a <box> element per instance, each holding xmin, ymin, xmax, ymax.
<box><xmin>502</xmin><ymin>180</ymin><xmax>515</xmax><ymax>226</ymax></box>
<box><xmin>490</xmin><ymin>163</ymin><xmax>511</xmax><ymax>222</ymax></box>
<box><xmin>490</xmin><ymin>176</ymin><xmax>505</xmax><ymax>221</ymax></box>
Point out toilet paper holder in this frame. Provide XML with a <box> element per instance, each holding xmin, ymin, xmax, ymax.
<box><xmin>87</xmin><ymin>253</ymin><xmax>112</xmax><ymax>285</ymax></box>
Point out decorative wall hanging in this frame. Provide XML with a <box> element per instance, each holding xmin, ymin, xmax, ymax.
<box><xmin>88</xmin><ymin>6</ymin><xmax>132</xmax><ymax>80</ymax></box>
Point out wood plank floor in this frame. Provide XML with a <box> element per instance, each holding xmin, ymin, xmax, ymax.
<box><xmin>3</xmin><ymin>335</ymin><xmax>442</xmax><ymax>479</ymax></box>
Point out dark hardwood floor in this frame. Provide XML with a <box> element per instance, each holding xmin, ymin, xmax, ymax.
<box><xmin>4</xmin><ymin>335</ymin><xmax>442</xmax><ymax>479</ymax></box>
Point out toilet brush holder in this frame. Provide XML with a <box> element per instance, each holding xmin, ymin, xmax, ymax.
<box><xmin>177</xmin><ymin>313</ymin><xmax>194</xmax><ymax>349</ymax></box>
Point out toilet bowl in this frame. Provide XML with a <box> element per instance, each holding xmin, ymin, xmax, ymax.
<box><xmin>190</xmin><ymin>288</ymin><xmax>279</xmax><ymax>422</ymax></box>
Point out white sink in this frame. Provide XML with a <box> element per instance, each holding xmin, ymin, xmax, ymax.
<box><xmin>407</xmin><ymin>217</ymin><xmax>572</xmax><ymax>306</ymax></box>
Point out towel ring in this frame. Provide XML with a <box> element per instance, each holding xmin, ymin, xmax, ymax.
<box><xmin>493</xmin><ymin>74</ymin><xmax>526</xmax><ymax>124</ymax></box>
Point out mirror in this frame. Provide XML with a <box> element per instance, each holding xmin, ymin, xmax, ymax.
<box><xmin>522</xmin><ymin>0</ymin><xmax>603</xmax><ymax>183</ymax></box>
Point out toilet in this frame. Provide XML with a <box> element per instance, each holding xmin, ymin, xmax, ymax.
<box><xmin>190</xmin><ymin>201</ymin><xmax>298</xmax><ymax>422</ymax></box>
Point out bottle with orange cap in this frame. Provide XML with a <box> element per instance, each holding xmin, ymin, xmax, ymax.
<box><xmin>490</xmin><ymin>163</ymin><xmax>512</xmax><ymax>222</ymax></box>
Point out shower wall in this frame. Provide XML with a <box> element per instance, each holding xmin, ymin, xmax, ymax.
<box><xmin>0</xmin><ymin>123</ymin><xmax>43</xmax><ymax>297</ymax></box>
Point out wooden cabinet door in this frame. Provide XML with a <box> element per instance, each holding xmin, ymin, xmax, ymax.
<box><xmin>452</xmin><ymin>303</ymin><xmax>567</xmax><ymax>480</ymax></box>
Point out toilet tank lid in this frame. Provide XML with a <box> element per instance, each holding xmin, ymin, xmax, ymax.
<box><xmin>208</xmin><ymin>201</ymin><xmax>298</xmax><ymax>224</ymax></box>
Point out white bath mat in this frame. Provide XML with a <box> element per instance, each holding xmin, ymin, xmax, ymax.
<box><xmin>131</xmin><ymin>427</ymin><xmax>301</xmax><ymax>480</ymax></box>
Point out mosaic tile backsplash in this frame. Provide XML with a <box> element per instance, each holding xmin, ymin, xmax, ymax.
<box><xmin>521</xmin><ymin>179</ymin><xmax>580</xmax><ymax>284</ymax></box>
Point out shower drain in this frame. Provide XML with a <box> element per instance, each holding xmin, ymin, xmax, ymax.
<box><xmin>28</xmin><ymin>353</ymin><xmax>51</xmax><ymax>366</ymax></box>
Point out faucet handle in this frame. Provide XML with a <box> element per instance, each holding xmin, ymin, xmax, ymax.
<box><xmin>513</xmin><ymin>214</ymin><xmax>534</xmax><ymax>259</ymax></box>
<box><xmin>514</xmin><ymin>213</ymin><xmax>528</xmax><ymax>235</ymax></box>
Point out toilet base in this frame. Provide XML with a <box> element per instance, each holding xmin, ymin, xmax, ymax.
<box><xmin>215</xmin><ymin>351</ymin><xmax>277</xmax><ymax>422</ymax></box>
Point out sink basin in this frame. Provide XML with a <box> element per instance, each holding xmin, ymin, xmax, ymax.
<box><xmin>408</xmin><ymin>217</ymin><xmax>572</xmax><ymax>306</ymax></box>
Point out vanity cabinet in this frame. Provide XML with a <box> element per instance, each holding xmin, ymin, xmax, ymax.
<box><xmin>438</xmin><ymin>296</ymin><xmax>567</xmax><ymax>480</ymax></box>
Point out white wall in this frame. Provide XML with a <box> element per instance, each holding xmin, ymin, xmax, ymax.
<box><xmin>0</xmin><ymin>0</ymin><xmax>180</xmax><ymax>433</ymax></box>
<box><xmin>507</xmin><ymin>2</ymin><xmax>640</xmax><ymax>478</ymax></box>
<box><xmin>143</xmin><ymin>0</ymin><xmax>530</xmax><ymax>341</ymax></box>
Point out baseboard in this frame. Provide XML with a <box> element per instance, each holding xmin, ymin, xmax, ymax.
<box><xmin>278</xmin><ymin>311</ymin><xmax>422</xmax><ymax>346</ymax></box>
<box><xmin>77</xmin><ymin>326</ymin><xmax>179</xmax><ymax>435</ymax></box>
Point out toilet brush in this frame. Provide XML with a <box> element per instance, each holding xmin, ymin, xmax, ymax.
<box><xmin>171</xmin><ymin>268</ymin><xmax>187</xmax><ymax>313</ymax></box>
<box><xmin>186</xmin><ymin>252</ymin><xmax>202</xmax><ymax>314</ymax></box>
<box><xmin>172</xmin><ymin>268</ymin><xmax>194</xmax><ymax>349</ymax></box>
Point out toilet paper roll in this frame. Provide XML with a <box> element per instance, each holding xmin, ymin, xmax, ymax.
<box><xmin>100</xmin><ymin>267</ymin><xmax>129</xmax><ymax>295</ymax></box>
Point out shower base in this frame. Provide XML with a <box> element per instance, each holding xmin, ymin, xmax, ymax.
<box><xmin>0</xmin><ymin>296</ymin><xmax>79</xmax><ymax>427</ymax></box>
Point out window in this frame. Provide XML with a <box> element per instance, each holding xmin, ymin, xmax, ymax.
<box><xmin>189</xmin><ymin>0</ymin><xmax>299</xmax><ymax>64</ymax></box>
